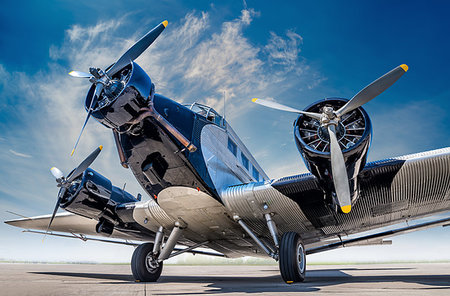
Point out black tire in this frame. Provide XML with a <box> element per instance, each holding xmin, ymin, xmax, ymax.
<box><xmin>279</xmin><ymin>232</ymin><xmax>306</xmax><ymax>283</ymax></box>
<box><xmin>131</xmin><ymin>243</ymin><xmax>163</xmax><ymax>282</ymax></box>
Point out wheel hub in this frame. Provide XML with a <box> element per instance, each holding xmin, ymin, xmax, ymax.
<box><xmin>297</xmin><ymin>244</ymin><xmax>305</xmax><ymax>273</ymax></box>
<box><xmin>145</xmin><ymin>253</ymin><xmax>159</xmax><ymax>271</ymax></box>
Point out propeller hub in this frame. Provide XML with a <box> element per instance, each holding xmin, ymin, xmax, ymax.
<box><xmin>88</xmin><ymin>68</ymin><xmax>111</xmax><ymax>86</ymax></box>
<box><xmin>323</xmin><ymin>106</ymin><xmax>335</xmax><ymax>117</ymax></box>
<box><xmin>89</xmin><ymin>67</ymin><xmax>102</xmax><ymax>79</ymax></box>
<box><xmin>320</xmin><ymin>106</ymin><xmax>338</xmax><ymax>126</ymax></box>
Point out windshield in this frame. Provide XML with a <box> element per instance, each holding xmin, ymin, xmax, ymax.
<box><xmin>184</xmin><ymin>103</ymin><xmax>224</xmax><ymax>127</ymax></box>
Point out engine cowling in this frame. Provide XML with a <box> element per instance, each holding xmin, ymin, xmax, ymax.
<box><xmin>88</xmin><ymin>62</ymin><xmax>153</xmax><ymax>130</ymax></box>
<box><xmin>294</xmin><ymin>98</ymin><xmax>372</xmax><ymax>204</ymax></box>
<box><xmin>58</xmin><ymin>168</ymin><xmax>137</xmax><ymax>227</ymax></box>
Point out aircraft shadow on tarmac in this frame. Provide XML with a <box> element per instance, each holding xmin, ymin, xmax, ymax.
<box><xmin>30</xmin><ymin>267</ymin><xmax>450</xmax><ymax>294</ymax></box>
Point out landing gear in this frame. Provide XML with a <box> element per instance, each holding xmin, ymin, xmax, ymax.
<box><xmin>279</xmin><ymin>231</ymin><xmax>306</xmax><ymax>283</ymax></box>
<box><xmin>131</xmin><ymin>243</ymin><xmax>163</xmax><ymax>282</ymax></box>
<box><xmin>234</xmin><ymin>215</ymin><xmax>307</xmax><ymax>284</ymax></box>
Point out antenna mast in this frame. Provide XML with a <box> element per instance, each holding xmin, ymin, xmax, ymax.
<box><xmin>223</xmin><ymin>90</ymin><xmax>226</xmax><ymax>127</ymax></box>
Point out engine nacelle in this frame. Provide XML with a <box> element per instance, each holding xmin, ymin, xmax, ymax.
<box><xmin>88</xmin><ymin>62</ymin><xmax>153</xmax><ymax>130</ymax></box>
<box><xmin>294</xmin><ymin>98</ymin><xmax>372</xmax><ymax>203</ymax></box>
<box><xmin>59</xmin><ymin>168</ymin><xmax>137</xmax><ymax>225</ymax></box>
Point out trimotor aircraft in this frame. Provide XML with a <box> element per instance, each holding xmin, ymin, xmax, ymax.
<box><xmin>5</xmin><ymin>21</ymin><xmax>450</xmax><ymax>284</ymax></box>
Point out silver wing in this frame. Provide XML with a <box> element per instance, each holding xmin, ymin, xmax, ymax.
<box><xmin>219</xmin><ymin>147</ymin><xmax>450</xmax><ymax>250</ymax></box>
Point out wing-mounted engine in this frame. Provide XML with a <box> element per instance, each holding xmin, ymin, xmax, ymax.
<box><xmin>253</xmin><ymin>64</ymin><xmax>408</xmax><ymax>213</ymax></box>
<box><xmin>294</xmin><ymin>98</ymin><xmax>372</xmax><ymax>207</ymax></box>
<box><xmin>48</xmin><ymin>146</ymin><xmax>139</xmax><ymax>236</ymax></box>
<box><xmin>58</xmin><ymin>168</ymin><xmax>137</xmax><ymax>231</ymax></box>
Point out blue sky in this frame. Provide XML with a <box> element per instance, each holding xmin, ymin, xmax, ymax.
<box><xmin>0</xmin><ymin>0</ymin><xmax>449</xmax><ymax>262</ymax></box>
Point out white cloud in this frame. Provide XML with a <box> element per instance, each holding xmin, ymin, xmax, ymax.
<box><xmin>9</xmin><ymin>149</ymin><xmax>32</xmax><ymax>158</ymax></box>
<box><xmin>265</xmin><ymin>30</ymin><xmax>303</xmax><ymax>71</ymax></box>
<box><xmin>136</xmin><ymin>9</ymin><xmax>322</xmax><ymax>119</ymax></box>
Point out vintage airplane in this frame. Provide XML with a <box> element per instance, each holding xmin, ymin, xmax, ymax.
<box><xmin>5</xmin><ymin>20</ymin><xmax>450</xmax><ymax>284</ymax></box>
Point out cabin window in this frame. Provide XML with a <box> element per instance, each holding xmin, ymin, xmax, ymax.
<box><xmin>228</xmin><ymin>138</ymin><xmax>237</xmax><ymax>156</ymax></box>
<box><xmin>241</xmin><ymin>153</ymin><xmax>249</xmax><ymax>170</ymax></box>
<box><xmin>252</xmin><ymin>165</ymin><xmax>259</xmax><ymax>181</ymax></box>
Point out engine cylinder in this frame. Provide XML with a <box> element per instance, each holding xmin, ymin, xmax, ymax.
<box><xmin>294</xmin><ymin>98</ymin><xmax>372</xmax><ymax>203</ymax></box>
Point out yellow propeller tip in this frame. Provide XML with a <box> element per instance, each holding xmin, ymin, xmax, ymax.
<box><xmin>251</xmin><ymin>98</ymin><xmax>258</xmax><ymax>102</ymax></box>
<box><xmin>99</xmin><ymin>145</ymin><xmax>103</xmax><ymax>150</ymax></box>
<box><xmin>70</xmin><ymin>149</ymin><xmax>75</xmax><ymax>156</ymax></box>
<box><xmin>341</xmin><ymin>205</ymin><xmax>351</xmax><ymax>214</ymax></box>
<box><xmin>162</xmin><ymin>20</ymin><xmax>168</xmax><ymax>27</ymax></box>
<box><xmin>400</xmin><ymin>64</ymin><xmax>408</xmax><ymax>72</ymax></box>
<box><xmin>68</xmin><ymin>71</ymin><xmax>74</xmax><ymax>75</ymax></box>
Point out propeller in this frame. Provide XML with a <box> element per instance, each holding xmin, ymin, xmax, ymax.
<box><xmin>335</xmin><ymin>64</ymin><xmax>408</xmax><ymax>117</ymax></box>
<box><xmin>71</xmin><ymin>84</ymin><xmax>104</xmax><ymax>156</ymax></box>
<box><xmin>251</xmin><ymin>98</ymin><xmax>321</xmax><ymax>120</ymax></box>
<box><xmin>68</xmin><ymin>71</ymin><xmax>91</xmax><ymax>78</ymax></box>
<box><xmin>68</xmin><ymin>20</ymin><xmax>168</xmax><ymax>156</ymax></box>
<box><xmin>328</xmin><ymin>124</ymin><xmax>351</xmax><ymax>213</ymax></box>
<box><xmin>107</xmin><ymin>20</ymin><xmax>168</xmax><ymax>77</ymax></box>
<box><xmin>252</xmin><ymin>64</ymin><xmax>408</xmax><ymax>213</ymax></box>
<box><xmin>45</xmin><ymin>145</ymin><xmax>103</xmax><ymax>238</ymax></box>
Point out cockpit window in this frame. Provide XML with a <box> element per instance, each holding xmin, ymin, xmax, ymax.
<box><xmin>184</xmin><ymin>103</ymin><xmax>224</xmax><ymax>127</ymax></box>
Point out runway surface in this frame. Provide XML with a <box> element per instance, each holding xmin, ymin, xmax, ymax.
<box><xmin>0</xmin><ymin>263</ymin><xmax>449</xmax><ymax>295</ymax></box>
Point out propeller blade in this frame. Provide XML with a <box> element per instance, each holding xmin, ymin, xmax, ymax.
<box><xmin>68</xmin><ymin>71</ymin><xmax>91</xmax><ymax>78</ymax></box>
<box><xmin>70</xmin><ymin>84</ymin><xmax>104</xmax><ymax>156</ymax></box>
<box><xmin>327</xmin><ymin>124</ymin><xmax>352</xmax><ymax>213</ymax></box>
<box><xmin>107</xmin><ymin>20</ymin><xmax>168</xmax><ymax>77</ymax></box>
<box><xmin>252</xmin><ymin>98</ymin><xmax>322</xmax><ymax>120</ymax></box>
<box><xmin>66</xmin><ymin>145</ymin><xmax>103</xmax><ymax>183</ymax></box>
<box><xmin>50</xmin><ymin>167</ymin><xmax>64</xmax><ymax>180</ymax></box>
<box><xmin>336</xmin><ymin>64</ymin><xmax>408</xmax><ymax>117</ymax></box>
<box><xmin>43</xmin><ymin>187</ymin><xmax>66</xmax><ymax>241</ymax></box>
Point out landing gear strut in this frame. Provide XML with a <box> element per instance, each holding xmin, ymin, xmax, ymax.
<box><xmin>131</xmin><ymin>222</ymin><xmax>186</xmax><ymax>282</ymax></box>
<box><xmin>131</xmin><ymin>243</ymin><xmax>163</xmax><ymax>282</ymax></box>
<box><xmin>279</xmin><ymin>231</ymin><xmax>306</xmax><ymax>283</ymax></box>
<box><xmin>235</xmin><ymin>214</ymin><xmax>307</xmax><ymax>284</ymax></box>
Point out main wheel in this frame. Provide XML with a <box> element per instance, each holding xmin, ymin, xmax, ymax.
<box><xmin>279</xmin><ymin>232</ymin><xmax>306</xmax><ymax>283</ymax></box>
<box><xmin>131</xmin><ymin>243</ymin><xmax>163</xmax><ymax>282</ymax></box>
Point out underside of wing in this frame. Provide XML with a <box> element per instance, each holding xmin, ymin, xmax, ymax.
<box><xmin>220</xmin><ymin>147</ymin><xmax>450</xmax><ymax>248</ymax></box>
<box><xmin>5</xmin><ymin>212</ymin><xmax>141</xmax><ymax>241</ymax></box>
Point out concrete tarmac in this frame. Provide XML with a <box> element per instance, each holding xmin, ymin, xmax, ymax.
<box><xmin>0</xmin><ymin>263</ymin><xmax>449</xmax><ymax>295</ymax></box>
